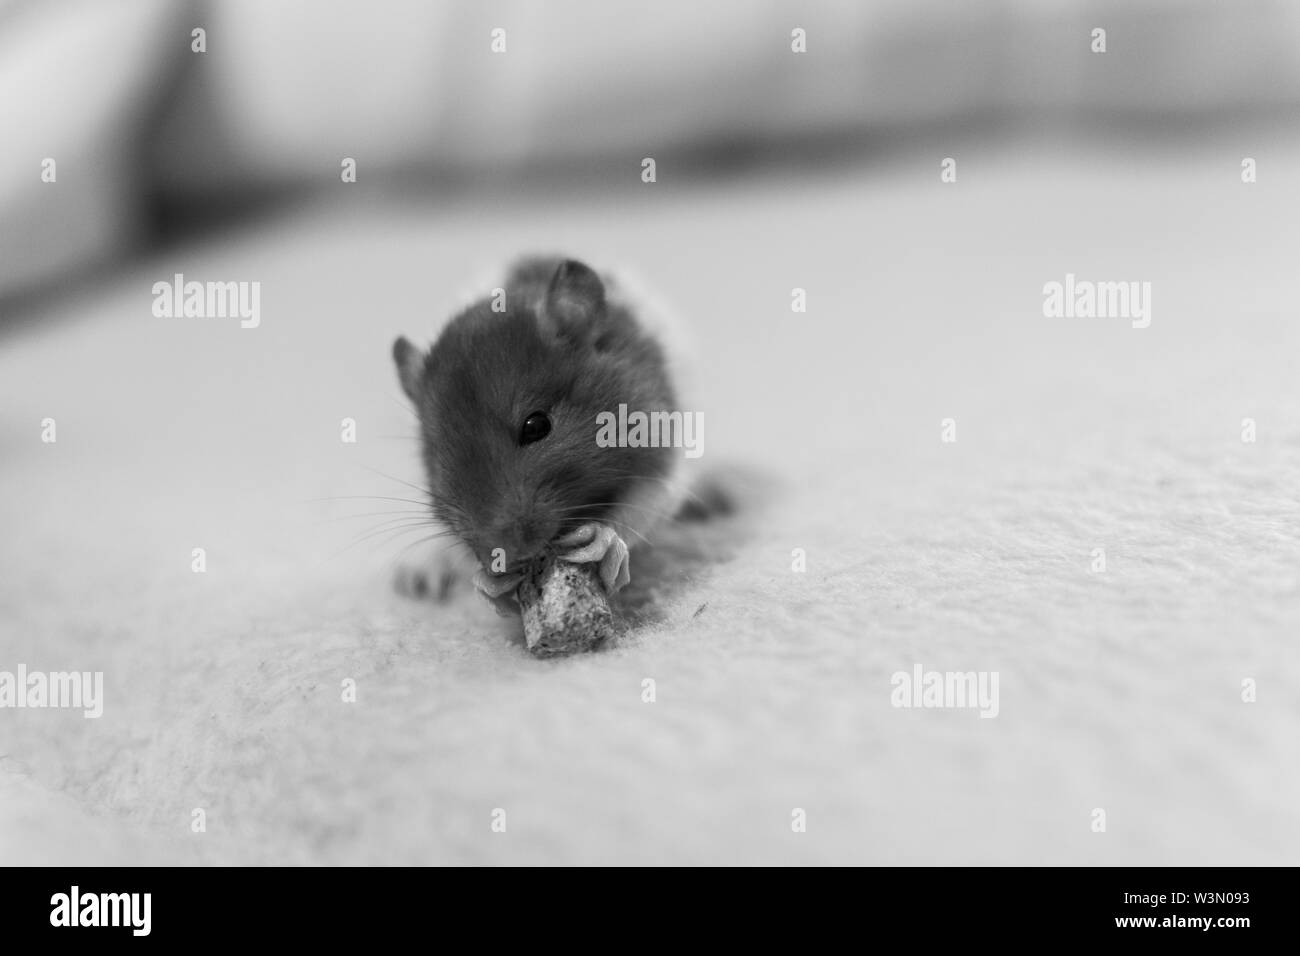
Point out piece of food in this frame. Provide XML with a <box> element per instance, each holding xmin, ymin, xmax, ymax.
<box><xmin>517</xmin><ymin>556</ymin><xmax>617</xmax><ymax>657</ymax></box>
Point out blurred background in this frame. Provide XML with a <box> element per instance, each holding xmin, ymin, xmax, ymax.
<box><xmin>3</xmin><ymin>0</ymin><xmax>1300</xmax><ymax>309</ymax></box>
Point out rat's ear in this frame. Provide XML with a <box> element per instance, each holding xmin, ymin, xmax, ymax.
<box><xmin>392</xmin><ymin>336</ymin><xmax>425</xmax><ymax>402</ymax></box>
<box><xmin>543</xmin><ymin>259</ymin><xmax>606</xmax><ymax>340</ymax></box>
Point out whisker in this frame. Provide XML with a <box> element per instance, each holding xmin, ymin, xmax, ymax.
<box><xmin>308</xmin><ymin>495</ymin><xmax>430</xmax><ymax>507</ymax></box>
<box><xmin>367</xmin><ymin>526</ymin><xmax>458</xmax><ymax>555</ymax></box>
<box><xmin>341</xmin><ymin>519</ymin><xmax>439</xmax><ymax>551</ymax></box>
<box><xmin>382</xmin><ymin>531</ymin><xmax>463</xmax><ymax>569</ymax></box>
<box><xmin>316</xmin><ymin>509</ymin><xmax>431</xmax><ymax>524</ymax></box>
<box><xmin>556</xmin><ymin>515</ymin><xmax>653</xmax><ymax>548</ymax></box>
<box><xmin>349</xmin><ymin>514</ymin><xmax>436</xmax><ymax>535</ymax></box>
<box><xmin>623</xmin><ymin>473</ymin><xmax>707</xmax><ymax>506</ymax></box>
<box><xmin>325</xmin><ymin>524</ymin><xmax>448</xmax><ymax>563</ymax></box>
<box><xmin>551</xmin><ymin>501</ymin><xmax>675</xmax><ymax>521</ymax></box>
<box><xmin>389</xmin><ymin>393</ymin><xmax>419</xmax><ymax>422</ymax></box>
<box><xmin>356</xmin><ymin>465</ymin><xmax>435</xmax><ymax>499</ymax></box>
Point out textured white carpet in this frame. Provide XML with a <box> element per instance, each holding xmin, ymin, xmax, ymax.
<box><xmin>2</xmin><ymin>142</ymin><xmax>1298</xmax><ymax>865</ymax></box>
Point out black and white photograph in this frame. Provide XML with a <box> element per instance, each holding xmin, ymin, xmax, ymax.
<box><xmin>0</xmin><ymin>0</ymin><xmax>1295</xmax><ymax>916</ymax></box>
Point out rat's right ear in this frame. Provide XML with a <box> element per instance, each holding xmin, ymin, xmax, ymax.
<box><xmin>543</xmin><ymin>259</ymin><xmax>606</xmax><ymax>341</ymax></box>
<box><xmin>393</xmin><ymin>336</ymin><xmax>425</xmax><ymax>402</ymax></box>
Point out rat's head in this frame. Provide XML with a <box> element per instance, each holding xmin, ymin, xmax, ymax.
<box><xmin>392</xmin><ymin>258</ymin><xmax>677</xmax><ymax>574</ymax></box>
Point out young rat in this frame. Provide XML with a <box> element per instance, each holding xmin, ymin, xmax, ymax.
<box><xmin>392</xmin><ymin>256</ymin><xmax>688</xmax><ymax>610</ymax></box>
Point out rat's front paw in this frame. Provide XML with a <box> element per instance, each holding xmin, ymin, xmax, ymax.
<box><xmin>394</xmin><ymin>561</ymin><xmax>458</xmax><ymax>603</ymax></box>
<box><xmin>554</xmin><ymin>522</ymin><xmax>630</xmax><ymax>594</ymax></box>
<box><xmin>473</xmin><ymin>568</ymin><xmax>525</xmax><ymax>616</ymax></box>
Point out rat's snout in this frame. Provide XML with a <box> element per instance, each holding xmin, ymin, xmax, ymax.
<box><xmin>478</xmin><ymin>514</ymin><xmax>557</xmax><ymax>573</ymax></box>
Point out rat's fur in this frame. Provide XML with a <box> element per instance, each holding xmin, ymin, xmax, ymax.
<box><xmin>393</xmin><ymin>257</ymin><xmax>685</xmax><ymax>578</ymax></box>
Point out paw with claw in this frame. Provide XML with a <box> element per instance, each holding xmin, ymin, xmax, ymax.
<box><xmin>394</xmin><ymin>552</ymin><xmax>463</xmax><ymax>603</ymax></box>
<box><xmin>553</xmin><ymin>522</ymin><xmax>630</xmax><ymax>594</ymax></box>
<box><xmin>473</xmin><ymin>567</ymin><xmax>525</xmax><ymax>616</ymax></box>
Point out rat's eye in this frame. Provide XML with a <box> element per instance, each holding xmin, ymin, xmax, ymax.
<box><xmin>520</xmin><ymin>411</ymin><xmax>552</xmax><ymax>445</ymax></box>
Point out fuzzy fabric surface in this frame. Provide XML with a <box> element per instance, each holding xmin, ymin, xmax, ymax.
<box><xmin>2</xmin><ymin>141</ymin><xmax>1298</xmax><ymax>865</ymax></box>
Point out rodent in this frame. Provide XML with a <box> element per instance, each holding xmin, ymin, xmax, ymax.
<box><xmin>392</xmin><ymin>256</ymin><xmax>688</xmax><ymax>608</ymax></box>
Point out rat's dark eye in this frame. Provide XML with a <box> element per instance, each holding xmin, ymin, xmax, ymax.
<box><xmin>520</xmin><ymin>411</ymin><xmax>552</xmax><ymax>445</ymax></box>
